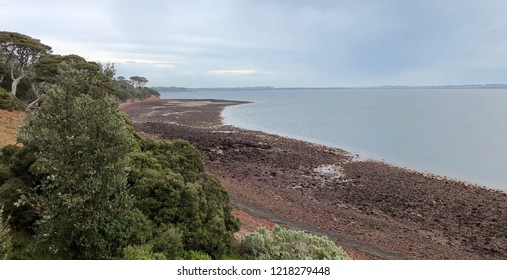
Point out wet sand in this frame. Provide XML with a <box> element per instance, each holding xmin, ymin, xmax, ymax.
<box><xmin>122</xmin><ymin>99</ymin><xmax>507</xmax><ymax>260</ymax></box>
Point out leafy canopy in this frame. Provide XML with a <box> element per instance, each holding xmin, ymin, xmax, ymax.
<box><xmin>18</xmin><ymin>62</ymin><xmax>135</xmax><ymax>259</ymax></box>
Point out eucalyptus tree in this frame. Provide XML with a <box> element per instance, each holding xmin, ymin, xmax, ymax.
<box><xmin>129</xmin><ymin>76</ymin><xmax>148</xmax><ymax>88</ymax></box>
<box><xmin>0</xmin><ymin>32</ymin><xmax>52</xmax><ymax>99</ymax></box>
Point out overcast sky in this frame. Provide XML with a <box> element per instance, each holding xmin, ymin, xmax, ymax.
<box><xmin>1</xmin><ymin>0</ymin><xmax>507</xmax><ymax>87</ymax></box>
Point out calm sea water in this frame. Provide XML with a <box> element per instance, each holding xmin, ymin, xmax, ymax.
<box><xmin>160</xmin><ymin>89</ymin><xmax>507</xmax><ymax>192</ymax></box>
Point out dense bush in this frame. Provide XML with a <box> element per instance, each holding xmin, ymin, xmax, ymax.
<box><xmin>0</xmin><ymin>145</ymin><xmax>39</xmax><ymax>234</ymax></box>
<box><xmin>138</xmin><ymin>139</ymin><xmax>204</xmax><ymax>183</ymax></box>
<box><xmin>128</xmin><ymin>137</ymin><xmax>240</xmax><ymax>259</ymax></box>
<box><xmin>0</xmin><ymin>88</ymin><xmax>25</xmax><ymax>111</ymax></box>
<box><xmin>0</xmin><ymin>88</ymin><xmax>12</xmax><ymax>110</ymax></box>
<box><xmin>0</xmin><ymin>162</ymin><xmax>9</xmax><ymax>185</ymax></box>
<box><xmin>123</xmin><ymin>244</ymin><xmax>166</xmax><ymax>260</ymax></box>
<box><xmin>150</xmin><ymin>225</ymin><xmax>184</xmax><ymax>259</ymax></box>
<box><xmin>240</xmin><ymin>226</ymin><xmax>349</xmax><ymax>260</ymax></box>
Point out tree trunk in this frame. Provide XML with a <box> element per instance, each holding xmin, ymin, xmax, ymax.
<box><xmin>25</xmin><ymin>80</ymin><xmax>44</xmax><ymax>110</ymax></box>
<box><xmin>26</xmin><ymin>96</ymin><xmax>41</xmax><ymax>111</ymax></box>
<box><xmin>10</xmin><ymin>67</ymin><xmax>26</xmax><ymax>98</ymax></box>
<box><xmin>10</xmin><ymin>77</ymin><xmax>22</xmax><ymax>98</ymax></box>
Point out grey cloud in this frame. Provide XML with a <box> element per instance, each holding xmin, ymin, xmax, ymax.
<box><xmin>1</xmin><ymin>0</ymin><xmax>507</xmax><ymax>87</ymax></box>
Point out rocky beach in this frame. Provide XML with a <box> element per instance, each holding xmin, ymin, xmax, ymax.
<box><xmin>121</xmin><ymin>99</ymin><xmax>507</xmax><ymax>260</ymax></box>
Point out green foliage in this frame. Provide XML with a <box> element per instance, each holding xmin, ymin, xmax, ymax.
<box><xmin>180</xmin><ymin>174</ymin><xmax>240</xmax><ymax>258</ymax></box>
<box><xmin>151</xmin><ymin>225</ymin><xmax>184</xmax><ymax>259</ymax></box>
<box><xmin>240</xmin><ymin>226</ymin><xmax>349</xmax><ymax>260</ymax></box>
<box><xmin>34</xmin><ymin>54</ymin><xmax>99</xmax><ymax>85</ymax></box>
<box><xmin>7</xmin><ymin>231</ymin><xmax>33</xmax><ymax>260</ymax></box>
<box><xmin>6</xmin><ymin>145</ymin><xmax>37</xmax><ymax>178</ymax></box>
<box><xmin>0</xmin><ymin>87</ymin><xmax>25</xmax><ymax>110</ymax></box>
<box><xmin>0</xmin><ymin>145</ymin><xmax>39</xmax><ymax>234</ymax></box>
<box><xmin>5</xmin><ymin>231</ymin><xmax>55</xmax><ymax>260</ymax></box>
<box><xmin>113</xmin><ymin>77</ymin><xmax>159</xmax><ymax>102</ymax></box>
<box><xmin>221</xmin><ymin>251</ymin><xmax>243</xmax><ymax>260</ymax></box>
<box><xmin>0</xmin><ymin>205</ymin><xmax>12</xmax><ymax>259</ymax></box>
<box><xmin>0</xmin><ymin>177</ymin><xmax>39</xmax><ymax>234</ymax></box>
<box><xmin>182</xmin><ymin>250</ymin><xmax>212</xmax><ymax>260</ymax></box>
<box><xmin>123</xmin><ymin>244</ymin><xmax>166</xmax><ymax>260</ymax></box>
<box><xmin>17</xmin><ymin>62</ymin><xmax>135</xmax><ymax>259</ymax></box>
<box><xmin>139</xmin><ymin>139</ymin><xmax>204</xmax><ymax>183</ymax></box>
<box><xmin>0</xmin><ymin>162</ymin><xmax>9</xmax><ymax>185</ymax></box>
<box><xmin>127</xmin><ymin>138</ymin><xmax>240</xmax><ymax>259</ymax></box>
<box><xmin>0</xmin><ymin>87</ymin><xmax>13</xmax><ymax>109</ymax></box>
<box><xmin>126</xmin><ymin>208</ymin><xmax>155</xmax><ymax>245</ymax></box>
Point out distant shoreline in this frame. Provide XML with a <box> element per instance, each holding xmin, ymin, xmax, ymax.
<box><xmin>153</xmin><ymin>84</ymin><xmax>507</xmax><ymax>93</ymax></box>
<box><xmin>122</xmin><ymin>98</ymin><xmax>507</xmax><ymax>259</ymax></box>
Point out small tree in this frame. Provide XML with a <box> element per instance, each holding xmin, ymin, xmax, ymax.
<box><xmin>18</xmin><ymin>62</ymin><xmax>135</xmax><ymax>259</ymax></box>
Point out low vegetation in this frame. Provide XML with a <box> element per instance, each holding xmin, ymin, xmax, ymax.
<box><xmin>240</xmin><ymin>225</ymin><xmax>349</xmax><ymax>260</ymax></box>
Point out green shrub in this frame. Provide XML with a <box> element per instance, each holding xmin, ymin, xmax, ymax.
<box><xmin>0</xmin><ymin>177</ymin><xmax>39</xmax><ymax>234</ymax></box>
<box><xmin>5</xmin><ymin>231</ymin><xmax>54</xmax><ymax>260</ymax></box>
<box><xmin>221</xmin><ymin>251</ymin><xmax>242</xmax><ymax>260</ymax></box>
<box><xmin>179</xmin><ymin>175</ymin><xmax>239</xmax><ymax>259</ymax></box>
<box><xmin>182</xmin><ymin>250</ymin><xmax>212</xmax><ymax>260</ymax></box>
<box><xmin>0</xmin><ymin>163</ymin><xmax>10</xmax><ymax>185</ymax></box>
<box><xmin>138</xmin><ymin>138</ymin><xmax>204</xmax><ymax>183</ymax></box>
<box><xmin>8</xmin><ymin>145</ymin><xmax>37</xmax><ymax>177</ymax></box>
<box><xmin>123</xmin><ymin>244</ymin><xmax>166</xmax><ymax>260</ymax></box>
<box><xmin>0</xmin><ymin>88</ymin><xmax>27</xmax><ymax>111</ymax></box>
<box><xmin>240</xmin><ymin>225</ymin><xmax>349</xmax><ymax>260</ymax></box>
<box><xmin>127</xmin><ymin>137</ymin><xmax>240</xmax><ymax>259</ymax></box>
<box><xmin>0</xmin><ymin>88</ymin><xmax>13</xmax><ymax>110</ymax></box>
<box><xmin>151</xmin><ymin>225</ymin><xmax>183</xmax><ymax>259</ymax></box>
<box><xmin>0</xmin><ymin>145</ymin><xmax>40</xmax><ymax>235</ymax></box>
<box><xmin>0</xmin><ymin>145</ymin><xmax>19</xmax><ymax>160</ymax></box>
<box><xmin>127</xmin><ymin>209</ymin><xmax>155</xmax><ymax>245</ymax></box>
